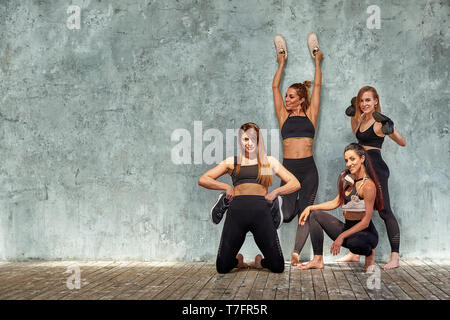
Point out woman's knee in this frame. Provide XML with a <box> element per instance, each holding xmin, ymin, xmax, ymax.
<box><xmin>270</xmin><ymin>258</ymin><xmax>285</xmax><ymax>273</ymax></box>
<box><xmin>310</xmin><ymin>210</ymin><xmax>323</xmax><ymax>220</ymax></box>
<box><xmin>346</xmin><ymin>238</ymin><xmax>372</xmax><ymax>256</ymax></box>
<box><xmin>283</xmin><ymin>214</ymin><xmax>297</xmax><ymax>223</ymax></box>
<box><xmin>216</xmin><ymin>257</ymin><xmax>233</xmax><ymax>274</ymax></box>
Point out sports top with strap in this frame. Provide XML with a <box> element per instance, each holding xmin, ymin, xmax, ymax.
<box><xmin>341</xmin><ymin>177</ymin><xmax>367</xmax><ymax>212</ymax></box>
<box><xmin>281</xmin><ymin>113</ymin><xmax>315</xmax><ymax>140</ymax></box>
<box><xmin>356</xmin><ymin>122</ymin><xmax>384</xmax><ymax>149</ymax></box>
<box><xmin>231</xmin><ymin>156</ymin><xmax>262</xmax><ymax>187</ymax></box>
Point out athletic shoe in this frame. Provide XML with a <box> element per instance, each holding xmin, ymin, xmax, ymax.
<box><xmin>211</xmin><ymin>192</ymin><xmax>229</xmax><ymax>224</ymax></box>
<box><xmin>307</xmin><ymin>32</ymin><xmax>320</xmax><ymax>58</ymax></box>
<box><xmin>271</xmin><ymin>196</ymin><xmax>284</xmax><ymax>229</ymax></box>
<box><xmin>274</xmin><ymin>34</ymin><xmax>287</xmax><ymax>59</ymax></box>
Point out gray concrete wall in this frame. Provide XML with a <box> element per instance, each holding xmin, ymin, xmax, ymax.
<box><xmin>0</xmin><ymin>0</ymin><xmax>448</xmax><ymax>262</ymax></box>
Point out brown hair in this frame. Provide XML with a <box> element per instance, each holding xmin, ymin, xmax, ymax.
<box><xmin>337</xmin><ymin>143</ymin><xmax>384</xmax><ymax>211</ymax></box>
<box><xmin>289</xmin><ymin>81</ymin><xmax>312</xmax><ymax>112</ymax></box>
<box><xmin>353</xmin><ymin>86</ymin><xmax>382</xmax><ymax>119</ymax></box>
<box><xmin>236</xmin><ymin>122</ymin><xmax>272</xmax><ymax>189</ymax></box>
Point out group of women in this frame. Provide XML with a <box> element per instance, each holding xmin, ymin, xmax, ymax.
<box><xmin>198</xmin><ymin>33</ymin><xmax>406</xmax><ymax>273</ymax></box>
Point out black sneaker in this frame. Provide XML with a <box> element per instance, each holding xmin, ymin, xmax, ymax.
<box><xmin>211</xmin><ymin>192</ymin><xmax>229</xmax><ymax>224</ymax></box>
<box><xmin>271</xmin><ymin>196</ymin><xmax>284</xmax><ymax>229</ymax></box>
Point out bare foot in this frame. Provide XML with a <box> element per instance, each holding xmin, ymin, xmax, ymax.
<box><xmin>382</xmin><ymin>252</ymin><xmax>400</xmax><ymax>270</ymax></box>
<box><xmin>291</xmin><ymin>252</ymin><xmax>299</xmax><ymax>266</ymax></box>
<box><xmin>298</xmin><ymin>256</ymin><xmax>324</xmax><ymax>270</ymax></box>
<box><xmin>249</xmin><ymin>254</ymin><xmax>263</xmax><ymax>269</ymax></box>
<box><xmin>362</xmin><ymin>249</ymin><xmax>376</xmax><ymax>271</ymax></box>
<box><xmin>236</xmin><ymin>253</ymin><xmax>248</xmax><ymax>269</ymax></box>
<box><xmin>336</xmin><ymin>252</ymin><xmax>360</xmax><ymax>262</ymax></box>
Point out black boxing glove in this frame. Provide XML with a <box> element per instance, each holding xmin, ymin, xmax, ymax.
<box><xmin>345</xmin><ymin>97</ymin><xmax>357</xmax><ymax>117</ymax></box>
<box><xmin>373</xmin><ymin>111</ymin><xmax>394</xmax><ymax>135</ymax></box>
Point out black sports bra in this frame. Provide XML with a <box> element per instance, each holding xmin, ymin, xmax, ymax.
<box><xmin>356</xmin><ymin>122</ymin><xmax>384</xmax><ymax>149</ymax></box>
<box><xmin>281</xmin><ymin>113</ymin><xmax>315</xmax><ymax>140</ymax></box>
<box><xmin>231</xmin><ymin>156</ymin><xmax>262</xmax><ymax>186</ymax></box>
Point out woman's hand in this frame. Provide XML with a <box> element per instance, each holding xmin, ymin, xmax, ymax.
<box><xmin>225</xmin><ymin>185</ymin><xmax>234</xmax><ymax>202</ymax></box>
<box><xmin>277</xmin><ymin>52</ymin><xmax>286</xmax><ymax>66</ymax></box>
<box><xmin>299</xmin><ymin>206</ymin><xmax>311</xmax><ymax>225</ymax></box>
<box><xmin>314</xmin><ymin>50</ymin><xmax>323</xmax><ymax>63</ymax></box>
<box><xmin>265</xmin><ymin>190</ymin><xmax>278</xmax><ymax>204</ymax></box>
<box><xmin>330</xmin><ymin>235</ymin><xmax>344</xmax><ymax>255</ymax></box>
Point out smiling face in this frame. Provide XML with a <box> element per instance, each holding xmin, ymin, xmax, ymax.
<box><xmin>344</xmin><ymin>149</ymin><xmax>365</xmax><ymax>175</ymax></box>
<box><xmin>240</xmin><ymin>128</ymin><xmax>258</xmax><ymax>156</ymax></box>
<box><xmin>359</xmin><ymin>91</ymin><xmax>379</xmax><ymax>115</ymax></box>
<box><xmin>285</xmin><ymin>88</ymin><xmax>305</xmax><ymax>111</ymax></box>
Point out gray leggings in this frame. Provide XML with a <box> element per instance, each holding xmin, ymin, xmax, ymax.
<box><xmin>309</xmin><ymin>210</ymin><xmax>378</xmax><ymax>257</ymax></box>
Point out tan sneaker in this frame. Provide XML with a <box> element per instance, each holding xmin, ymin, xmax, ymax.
<box><xmin>307</xmin><ymin>32</ymin><xmax>320</xmax><ymax>58</ymax></box>
<box><xmin>274</xmin><ymin>34</ymin><xmax>287</xmax><ymax>59</ymax></box>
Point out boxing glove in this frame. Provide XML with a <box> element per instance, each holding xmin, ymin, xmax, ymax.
<box><xmin>345</xmin><ymin>97</ymin><xmax>357</xmax><ymax>117</ymax></box>
<box><xmin>339</xmin><ymin>169</ymin><xmax>356</xmax><ymax>190</ymax></box>
<box><xmin>373</xmin><ymin>111</ymin><xmax>394</xmax><ymax>135</ymax></box>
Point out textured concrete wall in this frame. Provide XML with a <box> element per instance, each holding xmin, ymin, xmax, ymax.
<box><xmin>0</xmin><ymin>0</ymin><xmax>448</xmax><ymax>261</ymax></box>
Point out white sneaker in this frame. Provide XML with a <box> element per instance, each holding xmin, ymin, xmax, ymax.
<box><xmin>274</xmin><ymin>34</ymin><xmax>287</xmax><ymax>59</ymax></box>
<box><xmin>307</xmin><ymin>32</ymin><xmax>320</xmax><ymax>58</ymax></box>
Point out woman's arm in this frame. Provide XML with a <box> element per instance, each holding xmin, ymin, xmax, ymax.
<box><xmin>309</xmin><ymin>194</ymin><xmax>340</xmax><ymax>212</ymax></box>
<box><xmin>266</xmin><ymin>156</ymin><xmax>300</xmax><ymax>200</ymax></box>
<box><xmin>388</xmin><ymin>128</ymin><xmax>406</xmax><ymax>146</ymax></box>
<box><xmin>308</xmin><ymin>50</ymin><xmax>323</xmax><ymax>125</ymax></box>
<box><xmin>198</xmin><ymin>157</ymin><xmax>233</xmax><ymax>193</ymax></box>
<box><xmin>351</xmin><ymin>115</ymin><xmax>362</xmax><ymax>134</ymax></box>
<box><xmin>272</xmin><ymin>53</ymin><xmax>288</xmax><ymax>127</ymax></box>
<box><xmin>373</xmin><ymin>122</ymin><xmax>406</xmax><ymax>147</ymax></box>
<box><xmin>299</xmin><ymin>194</ymin><xmax>341</xmax><ymax>225</ymax></box>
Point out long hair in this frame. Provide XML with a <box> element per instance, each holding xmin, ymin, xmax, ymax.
<box><xmin>236</xmin><ymin>122</ymin><xmax>272</xmax><ymax>189</ymax></box>
<box><xmin>353</xmin><ymin>86</ymin><xmax>382</xmax><ymax>120</ymax></box>
<box><xmin>337</xmin><ymin>143</ymin><xmax>384</xmax><ymax>211</ymax></box>
<box><xmin>289</xmin><ymin>81</ymin><xmax>312</xmax><ymax>113</ymax></box>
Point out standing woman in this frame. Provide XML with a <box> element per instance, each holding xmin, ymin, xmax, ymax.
<box><xmin>198</xmin><ymin>123</ymin><xmax>300</xmax><ymax>273</ymax></box>
<box><xmin>343</xmin><ymin>86</ymin><xmax>406</xmax><ymax>269</ymax></box>
<box><xmin>272</xmin><ymin>33</ymin><xmax>324</xmax><ymax>266</ymax></box>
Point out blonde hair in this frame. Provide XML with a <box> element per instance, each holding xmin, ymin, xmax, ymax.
<box><xmin>236</xmin><ymin>122</ymin><xmax>272</xmax><ymax>189</ymax></box>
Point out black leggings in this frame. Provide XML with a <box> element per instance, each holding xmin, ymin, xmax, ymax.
<box><xmin>309</xmin><ymin>210</ymin><xmax>378</xmax><ymax>257</ymax></box>
<box><xmin>367</xmin><ymin>149</ymin><xmax>400</xmax><ymax>253</ymax></box>
<box><xmin>280</xmin><ymin>156</ymin><xmax>319</xmax><ymax>254</ymax></box>
<box><xmin>216</xmin><ymin>195</ymin><xmax>284</xmax><ymax>274</ymax></box>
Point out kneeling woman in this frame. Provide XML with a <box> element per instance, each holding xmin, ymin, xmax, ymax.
<box><xmin>198</xmin><ymin>122</ymin><xmax>300</xmax><ymax>273</ymax></box>
<box><xmin>298</xmin><ymin>143</ymin><xmax>384</xmax><ymax>270</ymax></box>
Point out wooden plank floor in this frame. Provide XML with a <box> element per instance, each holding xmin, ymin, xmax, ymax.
<box><xmin>0</xmin><ymin>259</ymin><xmax>448</xmax><ymax>300</ymax></box>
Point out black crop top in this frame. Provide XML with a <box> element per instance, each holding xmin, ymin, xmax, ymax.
<box><xmin>356</xmin><ymin>122</ymin><xmax>384</xmax><ymax>149</ymax></box>
<box><xmin>281</xmin><ymin>114</ymin><xmax>315</xmax><ymax>140</ymax></box>
<box><xmin>231</xmin><ymin>157</ymin><xmax>261</xmax><ymax>186</ymax></box>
